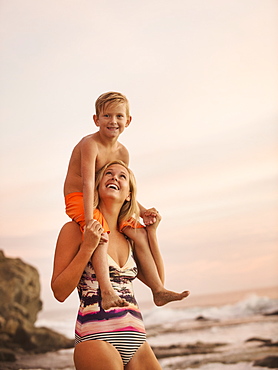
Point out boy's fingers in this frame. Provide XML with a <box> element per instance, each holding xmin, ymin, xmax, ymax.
<box><xmin>100</xmin><ymin>232</ymin><xmax>108</xmax><ymax>241</ymax></box>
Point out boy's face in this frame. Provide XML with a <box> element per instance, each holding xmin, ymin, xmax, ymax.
<box><xmin>93</xmin><ymin>103</ymin><xmax>131</xmax><ymax>138</ymax></box>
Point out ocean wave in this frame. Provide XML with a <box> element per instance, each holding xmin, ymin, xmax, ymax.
<box><xmin>142</xmin><ymin>294</ymin><xmax>278</xmax><ymax>327</ymax></box>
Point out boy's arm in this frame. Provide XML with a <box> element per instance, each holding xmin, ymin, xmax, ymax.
<box><xmin>81</xmin><ymin>138</ymin><xmax>98</xmax><ymax>225</ymax></box>
<box><xmin>122</xmin><ymin>144</ymin><xmax>156</xmax><ymax>225</ymax></box>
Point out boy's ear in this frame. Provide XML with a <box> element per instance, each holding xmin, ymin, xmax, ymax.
<box><xmin>93</xmin><ymin>114</ymin><xmax>99</xmax><ymax>127</ymax></box>
<box><xmin>125</xmin><ymin>116</ymin><xmax>132</xmax><ymax>128</ymax></box>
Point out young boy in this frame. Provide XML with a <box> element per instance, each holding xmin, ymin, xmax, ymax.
<box><xmin>64</xmin><ymin>91</ymin><xmax>189</xmax><ymax>310</ymax></box>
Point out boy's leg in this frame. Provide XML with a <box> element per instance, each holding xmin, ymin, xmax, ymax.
<box><xmin>65</xmin><ymin>194</ymin><xmax>127</xmax><ymax>309</ymax></box>
<box><xmin>92</xmin><ymin>233</ymin><xmax>128</xmax><ymax>310</ymax></box>
<box><xmin>123</xmin><ymin>227</ymin><xmax>189</xmax><ymax>306</ymax></box>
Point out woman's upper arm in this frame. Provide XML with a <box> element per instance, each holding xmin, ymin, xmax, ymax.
<box><xmin>51</xmin><ymin>221</ymin><xmax>81</xmax><ymax>284</ymax></box>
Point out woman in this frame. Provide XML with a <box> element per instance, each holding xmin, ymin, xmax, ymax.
<box><xmin>51</xmin><ymin>160</ymin><xmax>188</xmax><ymax>369</ymax></box>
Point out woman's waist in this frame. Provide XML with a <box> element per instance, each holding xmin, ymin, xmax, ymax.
<box><xmin>77</xmin><ymin>303</ymin><xmax>143</xmax><ymax>321</ymax></box>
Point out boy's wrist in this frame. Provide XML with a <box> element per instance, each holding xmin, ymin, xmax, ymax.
<box><xmin>140</xmin><ymin>209</ymin><xmax>147</xmax><ymax>218</ymax></box>
<box><xmin>146</xmin><ymin>225</ymin><xmax>157</xmax><ymax>234</ymax></box>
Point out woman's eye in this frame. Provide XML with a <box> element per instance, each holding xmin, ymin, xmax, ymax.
<box><xmin>120</xmin><ymin>174</ymin><xmax>126</xmax><ymax>179</ymax></box>
<box><xmin>106</xmin><ymin>171</ymin><xmax>112</xmax><ymax>175</ymax></box>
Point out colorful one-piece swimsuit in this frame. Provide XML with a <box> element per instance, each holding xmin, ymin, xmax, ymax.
<box><xmin>75</xmin><ymin>241</ymin><xmax>146</xmax><ymax>365</ymax></box>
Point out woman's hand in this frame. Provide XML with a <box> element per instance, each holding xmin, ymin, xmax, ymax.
<box><xmin>82</xmin><ymin>219</ymin><xmax>106</xmax><ymax>252</ymax></box>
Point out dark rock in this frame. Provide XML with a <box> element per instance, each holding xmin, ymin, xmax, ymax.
<box><xmin>262</xmin><ymin>342</ymin><xmax>278</xmax><ymax>348</ymax></box>
<box><xmin>246</xmin><ymin>338</ymin><xmax>278</xmax><ymax>348</ymax></box>
<box><xmin>15</xmin><ymin>324</ymin><xmax>74</xmax><ymax>353</ymax></box>
<box><xmin>253</xmin><ymin>356</ymin><xmax>278</xmax><ymax>368</ymax></box>
<box><xmin>246</xmin><ymin>337</ymin><xmax>272</xmax><ymax>344</ymax></box>
<box><xmin>152</xmin><ymin>341</ymin><xmax>227</xmax><ymax>359</ymax></box>
<box><xmin>0</xmin><ymin>250</ymin><xmax>42</xmax><ymax>324</ymax></box>
<box><xmin>0</xmin><ymin>250</ymin><xmax>74</xmax><ymax>360</ymax></box>
<box><xmin>0</xmin><ymin>348</ymin><xmax>16</xmax><ymax>362</ymax></box>
<box><xmin>264</xmin><ymin>310</ymin><xmax>278</xmax><ymax>316</ymax></box>
<box><xmin>195</xmin><ymin>315</ymin><xmax>209</xmax><ymax>321</ymax></box>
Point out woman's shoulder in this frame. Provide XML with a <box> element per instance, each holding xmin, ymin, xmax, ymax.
<box><xmin>57</xmin><ymin>221</ymin><xmax>81</xmax><ymax>244</ymax></box>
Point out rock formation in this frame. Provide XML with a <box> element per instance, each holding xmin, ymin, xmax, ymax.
<box><xmin>0</xmin><ymin>250</ymin><xmax>74</xmax><ymax>361</ymax></box>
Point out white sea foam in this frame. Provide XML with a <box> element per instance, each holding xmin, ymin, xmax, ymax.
<box><xmin>142</xmin><ymin>294</ymin><xmax>278</xmax><ymax>327</ymax></box>
<box><xmin>36</xmin><ymin>308</ymin><xmax>77</xmax><ymax>339</ymax></box>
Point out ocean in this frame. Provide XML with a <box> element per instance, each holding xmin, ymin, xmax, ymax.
<box><xmin>34</xmin><ymin>287</ymin><xmax>278</xmax><ymax>370</ymax></box>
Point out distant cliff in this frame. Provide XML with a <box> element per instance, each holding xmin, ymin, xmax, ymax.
<box><xmin>0</xmin><ymin>250</ymin><xmax>74</xmax><ymax>362</ymax></box>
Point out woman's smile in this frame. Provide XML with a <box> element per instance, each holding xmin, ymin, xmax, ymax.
<box><xmin>100</xmin><ymin>164</ymin><xmax>130</xmax><ymax>200</ymax></box>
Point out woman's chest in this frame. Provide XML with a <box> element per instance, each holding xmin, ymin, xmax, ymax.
<box><xmin>107</xmin><ymin>234</ymin><xmax>130</xmax><ymax>269</ymax></box>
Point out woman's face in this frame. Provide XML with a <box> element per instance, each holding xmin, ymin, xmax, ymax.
<box><xmin>98</xmin><ymin>164</ymin><xmax>131</xmax><ymax>204</ymax></box>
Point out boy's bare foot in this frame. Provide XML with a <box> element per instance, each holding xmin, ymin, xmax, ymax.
<box><xmin>101</xmin><ymin>290</ymin><xmax>129</xmax><ymax>310</ymax></box>
<box><xmin>153</xmin><ymin>289</ymin><xmax>190</xmax><ymax>306</ymax></box>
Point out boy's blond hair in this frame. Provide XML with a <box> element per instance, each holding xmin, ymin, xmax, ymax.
<box><xmin>94</xmin><ymin>160</ymin><xmax>139</xmax><ymax>228</ymax></box>
<box><xmin>95</xmin><ymin>92</ymin><xmax>130</xmax><ymax>117</ymax></box>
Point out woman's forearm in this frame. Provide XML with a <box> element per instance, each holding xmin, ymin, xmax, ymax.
<box><xmin>51</xmin><ymin>247</ymin><xmax>92</xmax><ymax>302</ymax></box>
<box><xmin>51</xmin><ymin>222</ymin><xmax>101</xmax><ymax>302</ymax></box>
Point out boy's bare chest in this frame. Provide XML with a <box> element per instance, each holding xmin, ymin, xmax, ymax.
<box><xmin>95</xmin><ymin>148</ymin><xmax>126</xmax><ymax>172</ymax></box>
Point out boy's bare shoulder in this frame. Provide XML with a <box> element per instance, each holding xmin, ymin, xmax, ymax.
<box><xmin>80</xmin><ymin>132</ymin><xmax>99</xmax><ymax>144</ymax></box>
<box><xmin>75</xmin><ymin>133</ymin><xmax>99</xmax><ymax>151</ymax></box>
<box><xmin>117</xmin><ymin>141</ymin><xmax>129</xmax><ymax>165</ymax></box>
<box><xmin>118</xmin><ymin>141</ymin><xmax>128</xmax><ymax>153</ymax></box>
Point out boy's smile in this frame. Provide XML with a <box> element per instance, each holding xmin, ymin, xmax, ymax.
<box><xmin>93</xmin><ymin>103</ymin><xmax>131</xmax><ymax>138</ymax></box>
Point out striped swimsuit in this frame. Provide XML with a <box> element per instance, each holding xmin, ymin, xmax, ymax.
<box><xmin>75</xmin><ymin>242</ymin><xmax>146</xmax><ymax>365</ymax></box>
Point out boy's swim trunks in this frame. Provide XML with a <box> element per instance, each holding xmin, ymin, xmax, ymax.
<box><xmin>65</xmin><ymin>192</ymin><xmax>144</xmax><ymax>233</ymax></box>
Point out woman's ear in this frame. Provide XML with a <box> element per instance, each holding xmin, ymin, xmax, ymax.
<box><xmin>125</xmin><ymin>192</ymin><xmax>131</xmax><ymax>202</ymax></box>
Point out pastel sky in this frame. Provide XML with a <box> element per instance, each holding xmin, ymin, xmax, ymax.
<box><xmin>0</xmin><ymin>0</ymin><xmax>277</xmax><ymax>312</ymax></box>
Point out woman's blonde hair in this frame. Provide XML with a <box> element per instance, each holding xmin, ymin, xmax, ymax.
<box><xmin>94</xmin><ymin>160</ymin><xmax>140</xmax><ymax>228</ymax></box>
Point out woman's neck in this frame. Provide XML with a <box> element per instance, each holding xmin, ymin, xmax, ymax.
<box><xmin>98</xmin><ymin>201</ymin><xmax>121</xmax><ymax>232</ymax></box>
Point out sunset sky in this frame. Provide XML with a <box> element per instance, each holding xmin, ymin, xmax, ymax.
<box><xmin>0</xmin><ymin>0</ymin><xmax>277</xmax><ymax>312</ymax></box>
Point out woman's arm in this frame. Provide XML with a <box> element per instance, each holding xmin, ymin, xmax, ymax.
<box><xmin>51</xmin><ymin>220</ymin><xmax>104</xmax><ymax>302</ymax></box>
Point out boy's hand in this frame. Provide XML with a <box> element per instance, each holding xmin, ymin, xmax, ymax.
<box><xmin>100</xmin><ymin>232</ymin><xmax>109</xmax><ymax>244</ymax></box>
<box><xmin>143</xmin><ymin>208</ymin><xmax>161</xmax><ymax>226</ymax></box>
<box><xmin>83</xmin><ymin>219</ymin><xmax>105</xmax><ymax>251</ymax></box>
<box><xmin>146</xmin><ymin>209</ymin><xmax>162</xmax><ymax>230</ymax></box>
